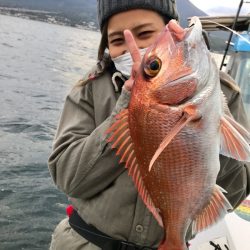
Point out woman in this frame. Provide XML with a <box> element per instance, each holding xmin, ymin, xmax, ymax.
<box><xmin>48</xmin><ymin>0</ymin><xmax>250</xmax><ymax>249</ymax></box>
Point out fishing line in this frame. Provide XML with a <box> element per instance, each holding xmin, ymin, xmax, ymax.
<box><xmin>201</xmin><ymin>19</ymin><xmax>250</xmax><ymax>45</ymax></box>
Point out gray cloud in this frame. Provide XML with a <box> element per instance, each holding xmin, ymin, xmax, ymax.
<box><xmin>206</xmin><ymin>6</ymin><xmax>249</xmax><ymax>15</ymax></box>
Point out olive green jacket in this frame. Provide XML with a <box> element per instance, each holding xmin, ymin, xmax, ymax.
<box><xmin>48</xmin><ymin>66</ymin><xmax>250</xmax><ymax>249</ymax></box>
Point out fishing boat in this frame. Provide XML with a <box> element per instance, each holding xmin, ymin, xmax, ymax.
<box><xmin>199</xmin><ymin>14</ymin><xmax>250</xmax><ymax>114</ymax></box>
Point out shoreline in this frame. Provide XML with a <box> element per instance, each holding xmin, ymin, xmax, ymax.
<box><xmin>0</xmin><ymin>7</ymin><xmax>98</xmax><ymax>31</ymax></box>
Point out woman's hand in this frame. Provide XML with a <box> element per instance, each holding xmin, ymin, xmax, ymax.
<box><xmin>122</xmin><ymin>21</ymin><xmax>186</xmax><ymax>92</ymax></box>
<box><xmin>123</xmin><ymin>29</ymin><xmax>141</xmax><ymax>91</ymax></box>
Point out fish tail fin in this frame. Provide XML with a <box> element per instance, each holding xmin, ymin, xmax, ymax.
<box><xmin>192</xmin><ymin>185</ymin><xmax>232</xmax><ymax>235</ymax></box>
<box><xmin>220</xmin><ymin>114</ymin><xmax>250</xmax><ymax>161</ymax></box>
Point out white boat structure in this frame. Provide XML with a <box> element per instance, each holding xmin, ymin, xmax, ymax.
<box><xmin>189</xmin><ymin>196</ymin><xmax>250</xmax><ymax>250</ymax></box>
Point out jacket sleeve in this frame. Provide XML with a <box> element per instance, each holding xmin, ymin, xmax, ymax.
<box><xmin>217</xmin><ymin>76</ymin><xmax>250</xmax><ymax>209</ymax></box>
<box><xmin>48</xmin><ymin>83</ymin><xmax>131</xmax><ymax>199</ymax></box>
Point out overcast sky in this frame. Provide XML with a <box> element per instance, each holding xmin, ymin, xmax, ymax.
<box><xmin>190</xmin><ymin>0</ymin><xmax>250</xmax><ymax>15</ymax></box>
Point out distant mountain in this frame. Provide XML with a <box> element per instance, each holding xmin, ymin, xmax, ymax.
<box><xmin>2</xmin><ymin>0</ymin><xmax>229</xmax><ymax>52</ymax></box>
<box><xmin>0</xmin><ymin>0</ymin><xmax>97</xmax><ymax>26</ymax></box>
<box><xmin>0</xmin><ymin>0</ymin><xmax>95</xmax><ymax>13</ymax></box>
<box><xmin>176</xmin><ymin>0</ymin><xmax>207</xmax><ymax>27</ymax></box>
<box><xmin>0</xmin><ymin>0</ymin><xmax>207</xmax><ymax>28</ymax></box>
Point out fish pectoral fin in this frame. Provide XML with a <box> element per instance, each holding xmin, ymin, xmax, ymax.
<box><xmin>106</xmin><ymin>109</ymin><xmax>164</xmax><ymax>227</ymax></box>
<box><xmin>220</xmin><ymin>114</ymin><xmax>250</xmax><ymax>161</ymax></box>
<box><xmin>149</xmin><ymin>109</ymin><xmax>196</xmax><ymax>171</ymax></box>
<box><xmin>192</xmin><ymin>185</ymin><xmax>232</xmax><ymax>235</ymax></box>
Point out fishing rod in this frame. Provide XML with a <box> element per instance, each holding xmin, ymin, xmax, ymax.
<box><xmin>219</xmin><ymin>0</ymin><xmax>245</xmax><ymax>70</ymax></box>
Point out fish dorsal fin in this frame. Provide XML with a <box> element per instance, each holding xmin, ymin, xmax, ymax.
<box><xmin>149</xmin><ymin>104</ymin><xmax>199</xmax><ymax>171</ymax></box>
<box><xmin>192</xmin><ymin>185</ymin><xmax>232</xmax><ymax>235</ymax></box>
<box><xmin>106</xmin><ymin>109</ymin><xmax>163</xmax><ymax>227</ymax></box>
<box><xmin>220</xmin><ymin>114</ymin><xmax>250</xmax><ymax>161</ymax></box>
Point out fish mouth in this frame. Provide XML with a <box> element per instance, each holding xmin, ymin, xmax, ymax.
<box><xmin>184</xmin><ymin>16</ymin><xmax>203</xmax><ymax>42</ymax></box>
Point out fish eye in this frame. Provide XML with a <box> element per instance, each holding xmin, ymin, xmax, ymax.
<box><xmin>144</xmin><ymin>57</ymin><xmax>162</xmax><ymax>77</ymax></box>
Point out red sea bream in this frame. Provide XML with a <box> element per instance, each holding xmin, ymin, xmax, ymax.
<box><xmin>107</xmin><ymin>17</ymin><xmax>250</xmax><ymax>250</ymax></box>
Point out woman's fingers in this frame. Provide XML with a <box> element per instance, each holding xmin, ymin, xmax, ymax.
<box><xmin>124</xmin><ymin>29</ymin><xmax>141</xmax><ymax>64</ymax></box>
<box><xmin>123</xmin><ymin>29</ymin><xmax>142</xmax><ymax>91</ymax></box>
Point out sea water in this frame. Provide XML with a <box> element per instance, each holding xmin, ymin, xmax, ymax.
<box><xmin>0</xmin><ymin>14</ymin><xmax>100</xmax><ymax>249</ymax></box>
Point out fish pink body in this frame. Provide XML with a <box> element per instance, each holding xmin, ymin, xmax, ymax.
<box><xmin>107</xmin><ymin>17</ymin><xmax>250</xmax><ymax>250</ymax></box>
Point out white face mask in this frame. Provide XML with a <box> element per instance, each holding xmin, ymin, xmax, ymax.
<box><xmin>112</xmin><ymin>48</ymin><xmax>148</xmax><ymax>78</ymax></box>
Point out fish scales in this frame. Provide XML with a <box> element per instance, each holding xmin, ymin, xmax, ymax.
<box><xmin>129</xmin><ymin>98</ymin><xmax>215</xmax><ymax>216</ymax></box>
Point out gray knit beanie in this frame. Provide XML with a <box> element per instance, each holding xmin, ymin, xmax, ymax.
<box><xmin>97</xmin><ymin>0</ymin><xmax>179</xmax><ymax>30</ymax></box>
